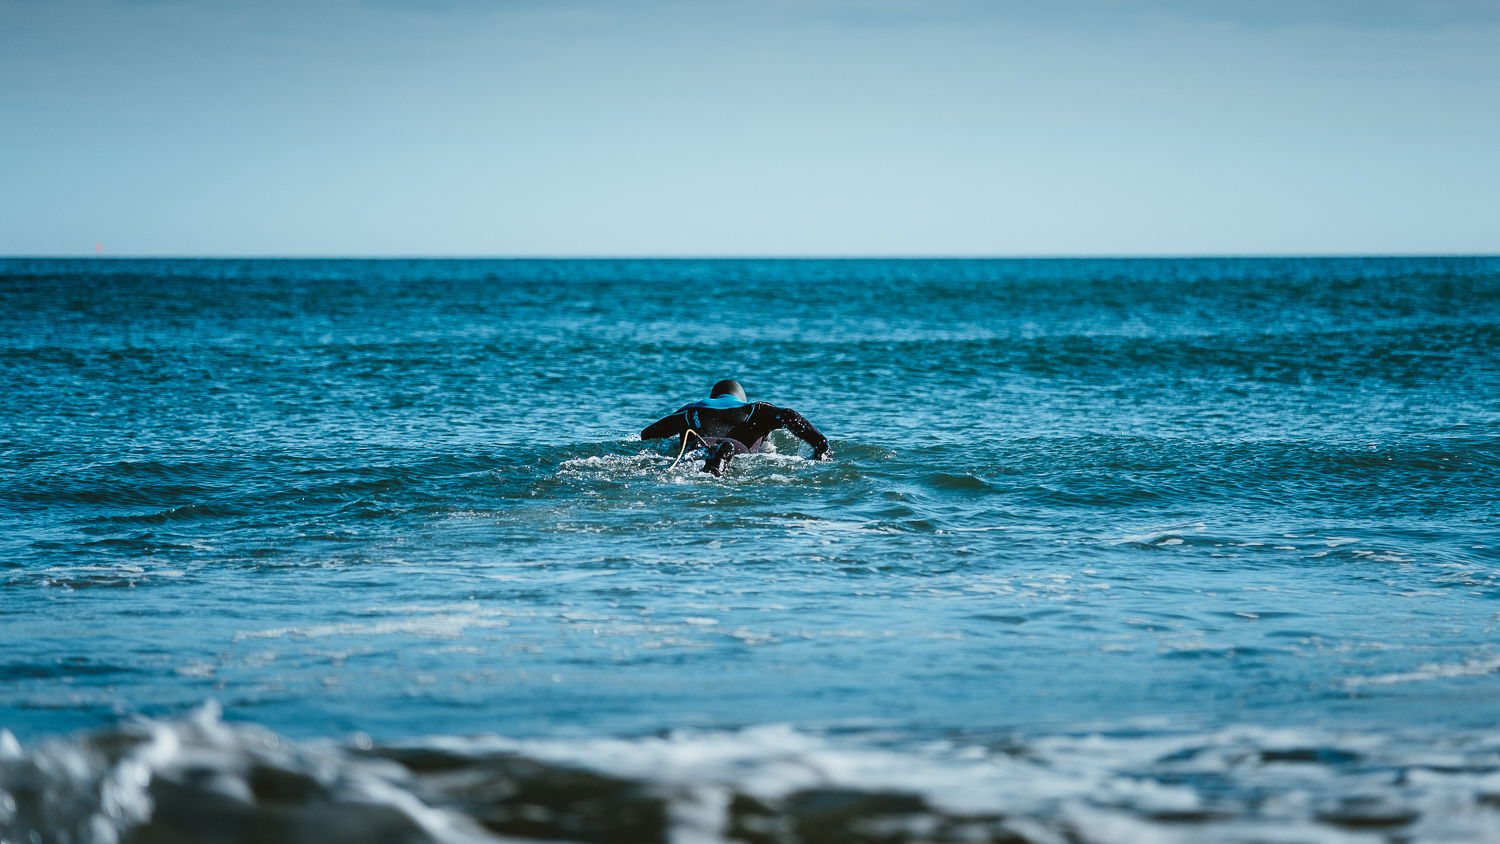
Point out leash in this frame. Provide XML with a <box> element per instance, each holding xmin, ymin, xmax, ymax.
<box><xmin>665</xmin><ymin>428</ymin><xmax>707</xmax><ymax>471</ymax></box>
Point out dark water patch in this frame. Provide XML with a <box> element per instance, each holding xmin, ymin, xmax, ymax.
<box><xmin>104</xmin><ymin>460</ymin><xmax>227</xmax><ymax>478</ymax></box>
<box><xmin>0</xmin><ymin>475</ymin><xmax>223</xmax><ymax>509</ymax></box>
<box><xmin>1317</xmin><ymin>798</ymin><xmax>1420</xmax><ymax>829</ymax></box>
<box><xmin>1262</xmin><ymin>747</ymin><xmax>1360</xmax><ymax>765</ymax></box>
<box><xmin>84</xmin><ymin>502</ymin><xmax>243</xmax><ymax>527</ymax></box>
<box><xmin>923</xmin><ymin>473</ymin><xmax>993</xmax><ymax>492</ymax></box>
<box><xmin>1023</xmin><ymin>479</ymin><xmax>1174</xmax><ymax>508</ymax></box>
<box><xmin>1208</xmin><ymin>611</ymin><xmax>1304</xmax><ymax>621</ymax></box>
<box><xmin>333</xmin><ymin>501</ymin><xmax>400</xmax><ymax>520</ymax></box>
<box><xmin>9</xmin><ymin>567</ymin><xmax>155</xmax><ymax>589</ymax></box>
<box><xmin>0</xmin><ymin>661</ymin><xmax>140</xmax><ymax>681</ymax></box>
<box><xmin>370</xmin><ymin>747</ymin><xmax>667</xmax><ymax>843</ymax></box>
<box><xmin>81</xmin><ymin>537</ymin><xmax>194</xmax><ymax>554</ymax></box>
<box><xmin>1158</xmin><ymin>646</ymin><xmax>1279</xmax><ymax>660</ymax></box>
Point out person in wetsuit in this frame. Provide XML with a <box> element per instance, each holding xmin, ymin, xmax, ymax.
<box><xmin>641</xmin><ymin>379</ymin><xmax>832</xmax><ymax>476</ymax></box>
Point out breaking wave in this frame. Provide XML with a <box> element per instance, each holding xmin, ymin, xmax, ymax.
<box><xmin>7</xmin><ymin>705</ymin><xmax>1500</xmax><ymax>844</ymax></box>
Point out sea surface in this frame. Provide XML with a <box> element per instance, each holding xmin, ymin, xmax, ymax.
<box><xmin>2</xmin><ymin>256</ymin><xmax>1499</xmax><ymax>844</ymax></box>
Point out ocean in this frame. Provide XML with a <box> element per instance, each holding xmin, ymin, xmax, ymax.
<box><xmin>2</xmin><ymin>256</ymin><xmax>1498</xmax><ymax>844</ymax></box>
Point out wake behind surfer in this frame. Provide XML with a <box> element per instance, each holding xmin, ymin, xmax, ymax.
<box><xmin>642</xmin><ymin>379</ymin><xmax>832</xmax><ymax>476</ymax></box>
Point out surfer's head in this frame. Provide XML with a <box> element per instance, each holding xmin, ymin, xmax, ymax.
<box><xmin>709</xmin><ymin>379</ymin><xmax>747</xmax><ymax>402</ymax></box>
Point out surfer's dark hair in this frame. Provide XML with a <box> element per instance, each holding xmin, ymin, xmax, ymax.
<box><xmin>710</xmin><ymin>379</ymin><xmax>746</xmax><ymax>401</ymax></box>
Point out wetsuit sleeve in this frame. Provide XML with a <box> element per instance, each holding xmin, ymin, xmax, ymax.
<box><xmin>641</xmin><ymin>413</ymin><xmax>688</xmax><ymax>440</ymax></box>
<box><xmin>774</xmin><ymin>407</ymin><xmax>830</xmax><ymax>455</ymax></box>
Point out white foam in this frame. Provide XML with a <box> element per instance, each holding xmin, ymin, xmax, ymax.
<box><xmin>392</xmin><ymin>722</ymin><xmax>1500</xmax><ymax>842</ymax></box>
<box><xmin>9</xmin><ymin>710</ymin><xmax>1500</xmax><ymax>844</ymax></box>
<box><xmin>0</xmin><ymin>703</ymin><xmax>494</xmax><ymax>844</ymax></box>
<box><xmin>230</xmin><ymin>608</ymin><xmax>519</xmax><ymax>643</ymax></box>
<box><xmin>1344</xmin><ymin>654</ymin><xmax>1500</xmax><ymax>688</ymax></box>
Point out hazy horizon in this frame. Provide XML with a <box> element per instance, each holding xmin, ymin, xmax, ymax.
<box><xmin>5</xmin><ymin>252</ymin><xmax>1499</xmax><ymax>260</ymax></box>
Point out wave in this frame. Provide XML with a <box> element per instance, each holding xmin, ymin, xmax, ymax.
<box><xmin>6</xmin><ymin>704</ymin><xmax>1500</xmax><ymax>844</ymax></box>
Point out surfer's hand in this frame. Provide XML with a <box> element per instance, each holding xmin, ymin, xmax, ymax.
<box><xmin>813</xmin><ymin>444</ymin><xmax>832</xmax><ymax>461</ymax></box>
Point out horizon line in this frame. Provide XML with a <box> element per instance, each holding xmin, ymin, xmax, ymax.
<box><xmin>4</xmin><ymin>253</ymin><xmax>1498</xmax><ymax>261</ymax></box>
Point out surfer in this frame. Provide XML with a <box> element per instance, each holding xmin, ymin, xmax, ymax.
<box><xmin>642</xmin><ymin>379</ymin><xmax>833</xmax><ymax>476</ymax></box>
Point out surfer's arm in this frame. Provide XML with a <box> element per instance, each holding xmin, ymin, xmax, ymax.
<box><xmin>775</xmin><ymin>407</ymin><xmax>832</xmax><ymax>460</ymax></box>
<box><xmin>641</xmin><ymin>412</ymin><xmax>688</xmax><ymax>440</ymax></box>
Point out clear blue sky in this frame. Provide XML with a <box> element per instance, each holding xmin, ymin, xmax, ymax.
<box><xmin>2</xmin><ymin>0</ymin><xmax>1497</xmax><ymax>256</ymax></box>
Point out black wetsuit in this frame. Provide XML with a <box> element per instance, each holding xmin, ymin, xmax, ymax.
<box><xmin>641</xmin><ymin>396</ymin><xmax>830</xmax><ymax>475</ymax></box>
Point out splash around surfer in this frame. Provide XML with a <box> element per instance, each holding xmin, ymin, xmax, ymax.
<box><xmin>642</xmin><ymin>379</ymin><xmax>832</xmax><ymax>476</ymax></box>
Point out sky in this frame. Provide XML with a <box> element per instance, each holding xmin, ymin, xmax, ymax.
<box><xmin>2</xmin><ymin>0</ymin><xmax>1498</xmax><ymax>257</ymax></box>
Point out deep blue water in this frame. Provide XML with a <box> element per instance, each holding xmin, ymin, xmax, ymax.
<box><xmin>3</xmin><ymin>257</ymin><xmax>1500</xmax><ymax>843</ymax></box>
